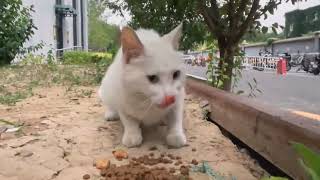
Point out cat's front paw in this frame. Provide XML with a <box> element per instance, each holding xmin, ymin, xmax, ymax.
<box><xmin>122</xmin><ymin>132</ymin><xmax>143</xmax><ymax>147</ymax></box>
<box><xmin>104</xmin><ymin>111</ymin><xmax>119</xmax><ymax>121</ymax></box>
<box><xmin>166</xmin><ymin>132</ymin><xmax>186</xmax><ymax>148</ymax></box>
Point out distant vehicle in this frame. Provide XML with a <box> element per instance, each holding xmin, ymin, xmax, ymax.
<box><xmin>290</xmin><ymin>54</ymin><xmax>305</xmax><ymax>67</ymax></box>
<box><xmin>310</xmin><ymin>55</ymin><xmax>320</xmax><ymax>75</ymax></box>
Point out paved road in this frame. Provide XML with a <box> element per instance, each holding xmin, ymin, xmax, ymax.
<box><xmin>184</xmin><ymin>64</ymin><xmax>320</xmax><ymax>114</ymax></box>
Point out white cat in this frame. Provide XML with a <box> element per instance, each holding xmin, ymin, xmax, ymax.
<box><xmin>99</xmin><ymin>24</ymin><xmax>186</xmax><ymax>148</ymax></box>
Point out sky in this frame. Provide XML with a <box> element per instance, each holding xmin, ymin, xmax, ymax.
<box><xmin>260</xmin><ymin>0</ymin><xmax>320</xmax><ymax>26</ymax></box>
<box><xmin>104</xmin><ymin>0</ymin><xmax>320</xmax><ymax>27</ymax></box>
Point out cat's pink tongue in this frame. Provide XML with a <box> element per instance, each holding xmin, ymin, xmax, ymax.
<box><xmin>159</xmin><ymin>95</ymin><xmax>175</xmax><ymax>108</ymax></box>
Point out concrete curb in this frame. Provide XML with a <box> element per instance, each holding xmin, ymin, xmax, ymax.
<box><xmin>186</xmin><ymin>77</ymin><xmax>320</xmax><ymax>180</ymax></box>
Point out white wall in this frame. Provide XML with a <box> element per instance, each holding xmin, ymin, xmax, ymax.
<box><xmin>22</xmin><ymin>0</ymin><xmax>56</xmax><ymax>56</ymax></box>
<box><xmin>21</xmin><ymin>0</ymin><xmax>88</xmax><ymax>58</ymax></box>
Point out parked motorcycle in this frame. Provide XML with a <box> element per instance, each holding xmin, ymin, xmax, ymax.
<box><xmin>311</xmin><ymin>55</ymin><xmax>320</xmax><ymax>75</ymax></box>
<box><xmin>290</xmin><ymin>54</ymin><xmax>304</xmax><ymax>67</ymax></box>
<box><xmin>294</xmin><ymin>54</ymin><xmax>312</xmax><ymax>73</ymax></box>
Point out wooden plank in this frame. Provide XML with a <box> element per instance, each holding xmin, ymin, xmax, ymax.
<box><xmin>186</xmin><ymin>77</ymin><xmax>320</xmax><ymax>180</ymax></box>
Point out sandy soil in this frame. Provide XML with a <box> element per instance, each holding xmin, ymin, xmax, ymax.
<box><xmin>0</xmin><ymin>86</ymin><xmax>266</xmax><ymax>180</ymax></box>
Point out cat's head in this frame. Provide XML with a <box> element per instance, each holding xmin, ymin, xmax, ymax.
<box><xmin>121</xmin><ymin>24</ymin><xmax>185</xmax><ymax>109</ymax></box>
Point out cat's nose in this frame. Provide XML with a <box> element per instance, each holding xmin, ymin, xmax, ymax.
<box><xmin>159</xmin><ymin>95</ymin><xmax>175</xmax><ymax>108</ymax></box>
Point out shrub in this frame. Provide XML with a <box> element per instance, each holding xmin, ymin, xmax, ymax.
<box><xmin>62</xmin><ymin>51</ymin><xmax>112</xmax><ymax>65</ymax></box>
<box><xmin>0</xmin><ymin>0</ymin><xmax>37</xmax><ymax>65</ymax></box>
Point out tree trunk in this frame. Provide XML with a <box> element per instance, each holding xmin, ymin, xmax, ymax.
<box><xmin>218</xmin><ymin>43</ymin><xmax>235</xmax><ymax>92</ymax></box>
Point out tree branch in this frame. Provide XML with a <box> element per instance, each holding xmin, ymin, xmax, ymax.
<box><xmin>227</xmin><ymin>0</ymin><xmax>235</xmax><ymax>30</ymax></box>
<box><xmin>256</xmin><ymin>0</ymin><xmax>282</xmax><ymax>19</ymax></box>
<box><xmin>235</xmin><ymin>0</ymin><xmax>260</xmax><ymax>43</ymax></box>
<box><xmin>198</xmin><ymin>0</ymin><xmax>224</xmax><ymax>38</ymax></box>
<box><xmin>233</xmin><ymin>0</ymin><xmax>250</xmax><ymax>26</ymax></box>
<box><xmin>210</xmin><ymin>0</ymin><xmax>220</xmax><ymax>19</ymax></box>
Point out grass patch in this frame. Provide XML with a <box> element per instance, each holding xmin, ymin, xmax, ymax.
<box><xmin>0</xmin><ymin>58</ymin><xmax>111</xmax><ymax>105</ymax></box>
<box><xmin>0</xmin><ymin>91</ymin><xmax>31</xmax><ymax>106</ymax></box>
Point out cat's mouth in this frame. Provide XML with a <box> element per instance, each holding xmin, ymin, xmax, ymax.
<box><xmin>158</xmin><ymin>95</ymin><xmax>175</xmax><ymax>108</ymax></box>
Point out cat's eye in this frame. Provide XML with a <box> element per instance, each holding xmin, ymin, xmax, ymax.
<box><xmin>173</xmin><ymin>70</ymin><xmax>180</xmax><ymax>80</ymax></box>
<box><xmin>147</xmin><ymin>75</ymin><xmax>159</xmax><ymax>83</ymax></box>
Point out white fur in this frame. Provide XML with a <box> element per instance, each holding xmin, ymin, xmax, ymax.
<box><xmin>99</xmin><ymin>25</ymin><xmax>186</xmax><ymax>148</ymax></box>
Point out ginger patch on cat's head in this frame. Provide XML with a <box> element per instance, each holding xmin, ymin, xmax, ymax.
<box><xmin>121</xmin><ymin>27</ymin><xmax>144</xmax><ymax>64</ymax></box>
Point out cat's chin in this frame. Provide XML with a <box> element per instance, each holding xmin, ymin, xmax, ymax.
<box><xmin>157</xmin><ymin>103</ymin><xmax>175</xmax><ymax>109</ymax></box>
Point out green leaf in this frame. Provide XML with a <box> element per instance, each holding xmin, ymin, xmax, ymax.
<box><xmin>222</xmin><ymin>75</ymin><xmax>230</xmax><ymax>79</ymax></box>
<box><xmin>298</xmin><ymin>159</ymin><xmax>320</xmax><ymax>180</ymax></box>
<box><xmin>272</xmin><ymin>27</ymin><xmax>278</xmax><ymax>35</ymax></box>
<box><xmin>272</xmin><ymin>23</ymin><xmax>279</xmax><ymax>28</ymax></box>
<box><xmin>268</xmin><ymin>8</ymin><xmax>274</xmax><ymax>15</ymax></box>
<box><xmin>291</xmin><ymin>142</ymin><xmax>320</xmax><ymax>178</ymax></box>
<box><xmin>262</xmin><ymin>26</ymin><xmax>268</xmax><ymax>34</ymax></box>
<box><xmin>255</xmin><ymin>21</ymin><xmax>261</xmax><ymax>27</ymax></box>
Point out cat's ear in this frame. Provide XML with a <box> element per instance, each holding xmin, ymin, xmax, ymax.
<box><xmin>121</xmin><ymin>27</ymin><xmax>144</xmax><ymax>64</ymax></box>
<box><xmin>162</xmin><ymin>23</ymin><xmax>183</xmax><ymax>50</ymax></box>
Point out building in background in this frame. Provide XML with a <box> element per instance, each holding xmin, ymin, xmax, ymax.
<box><xmin>285</xmin><ymin>5</ymin><xmax>320</xmax><ymax>38</ymax></box>
<box><xmin>242</xmin><ymin>32</ymin><xmax>320</xmax><ymax>57</ymax></box>
<box><xmin>22</xmin><ymin>0</ymin><xmax>88</xmax><ymax>57</ymax></box>
<box><xmin>242</xmin><ymin>4</ymin><xmax>320</xmax><ymax>57</ymax></box>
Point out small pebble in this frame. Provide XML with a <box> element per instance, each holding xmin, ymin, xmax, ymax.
<box><xmin>83</xmin><ymin>174</ymin><xmax>90</xmax><ymax>179</ymax></box>
<box><xmin>192</xmin><ymin>148</ymin><xmax>196</xmax><ymax>152</ymax></box>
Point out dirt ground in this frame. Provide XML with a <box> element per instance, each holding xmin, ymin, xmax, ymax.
<box><xmin>0</xmin><ymin>86</ymin><xmax>266</xmax><ymax>180</ymax></box>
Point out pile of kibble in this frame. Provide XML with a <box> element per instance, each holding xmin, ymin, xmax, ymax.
<box><xmin>90</xmin><ymin>151</ymin><xmax>199</xmax><ymax>180</ymax></box>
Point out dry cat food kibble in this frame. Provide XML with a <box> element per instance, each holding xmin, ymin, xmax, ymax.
<box><xmin>191</xmin><ymin>159</ymin><xmax>198</xmax><ymax>165</ymax></box>
<box><xmin>180</xmin><ymin>165</ymin><xmax>189</xmax><ymax>176</ymax></box>
<box><xmin>96</xmin><ymin>153</ymin><xmax>198</xmax><ymax>180</ymax></box>
<box><xmin>112</xmin><ymin>149</ymin><xmax>129</xmax><ymax>160</ymax></box>
<box><xmin>82</xmin><ymin>174</ymin><xmax>90</xmax><ymax>179</ymax></box>
<box><xmin>94</xmin><ymin>159</ymin><xmax>110</xmax><ymax>169</ymax></box>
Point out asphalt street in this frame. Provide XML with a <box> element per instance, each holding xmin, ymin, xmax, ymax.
<box><xmin>184</xmin><ymin>64</ymin><xmax>320</xmax><ymax>114</ymax></box>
